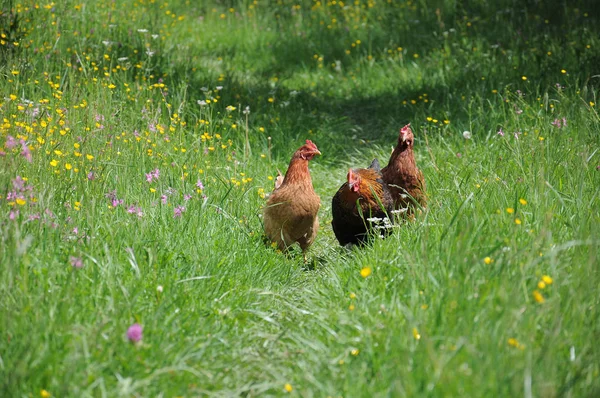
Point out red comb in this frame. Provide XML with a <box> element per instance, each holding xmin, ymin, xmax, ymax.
<box><xmin>305</xmin><ymin>140</ymin><xmax>318</xmax><ymax>150</ymax></box>
<box><xmin>400</xmin><ymin>123</ymin><xmax>411</xmax><ymax>133</ymax></box>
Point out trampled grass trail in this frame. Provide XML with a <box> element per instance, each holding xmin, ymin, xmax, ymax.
<box><xmin>1</xmin><ymin>1</ymin><xmax>599</xmax><ymax>396</ymax></box>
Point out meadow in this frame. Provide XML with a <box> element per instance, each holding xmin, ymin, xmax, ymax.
<box><xmin>1</xmin><ymin>0</ymin><xmax>599</xmax><ymax>396</ymax></box>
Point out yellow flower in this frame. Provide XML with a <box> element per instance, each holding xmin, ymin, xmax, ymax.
<box><xmin>268</xmin><ymin>97</ymin><xmax>274</xmax><ymax>103</ymax></box>
<box><xmin>484</xmin><ymin>257</ymin><xmax>492</xmax><ymax>265</ymax></box>
<box><xmin>515</xmin><ymin>218</ymin><xmax>522</xmax><ymax>225</ymax></box>
<box><xmin>348</xmin><ymin>304</ymin><xmax>355</xmax><ymax>311</ymax></box>
<box><xmin>590</xmin><ymin>101</ymin><xmax>595</xmax><ymax>107</ymax></box>
<box><xmin>561</xmin><ymin>69</ymin><xmax>566</xmax><ymax>74</ymax></box>
<box><xmin>65</xmin><ymin>163</ymin><xmax>72</xmax><ymax>170</ymax></box>
<box><xmin>533</xmin><ymin>290</ymin><xmax>545</xmax><ymax>303</ymax></box>
<box><xmin>108</xmin><ymin>84</ymin><xmax>116</xmax><ymax>89</ymax></box>
<box><xmin>412</xmin><ymin>327</ymin><xmax>421</xmax><ymax>340</ymax></box>
<box><xmin>522</xmin><ymin>76</ymin><xmax>527</xmax><ymax>81</ymax></box>
<box><xmin>150</xmin><ymin>188</ymin><xmax>156</xmax><ymax>193</ymax></box>
<box><xmin>537</xmin><ymin>281</ymin><xmax>546</xmax><ymax>289</ymax></box>
<box><xmin>508</xmin><ymin>338</ymin><xmax>524</xmax><ymax>349</ymax></box>
<box><xmin>506</xmin><ymin>207</ymin><xmax>514</xmax><ymax>214</ymax></box>
<box><xmin>86</xmin><ymin>154</ymin><xmax>94</xmax><ymax>160</ymax></box>
<box><xmin>349</xmin><ymin>292</ymin><xmax>356</xmax><ymax>299</ymax></box>
<box><xmin>16</xmin><ymin>198</ymin><xmax>26</xmax><ymax>206</ymax></box>
<box><xmin>284</xmin><ymin>383</ymin><xmax>293</xmax><ymax>393</ymax></box>
<box><xmin>542</xmin><ymin>275</ymin><xmax>553</xmax><ymax>285</ymax></box>
<box><xmin>50</xmin><ymin>159</ymin><xmax>59</xmax><ymax>167</ymax></box>
<box><xmin>351</xmin><ymin>349</ymin><xmax>359</xmax><ymax>356</ymax></box>
<box><xmin>519</xmin><ymin>198</ymin><xmax>527</xmax><ymax>205</ymax></box>
<box><xmin>40</xmin><ymin>390</ymin><xmax>51</xmax><ymax>398</ymax></box>
<box><xmin>360</xmin><ymin>267</ymin><xmax>372</xmax><ymax>278</ymax></box>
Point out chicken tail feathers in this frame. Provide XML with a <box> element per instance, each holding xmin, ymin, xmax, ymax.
<box><xmin>368</xmin><ymin>158</ymin><xmax>381</xmax><ymax>172</ymax></box>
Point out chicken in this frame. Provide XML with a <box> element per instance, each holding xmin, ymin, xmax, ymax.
<box><xmin>381</xmin><ymin>123</ymin><xmax>426</xmax><ymax>216</ymax></box>
<box><xmin>263</xmin><ymin>140</ymin><xmax>321</xmax><ymax>260</ymax></box>
<box><xmin>331</xmin><ymin>159</ymin><xmax>394</xmax><ymax>246</ymax></box>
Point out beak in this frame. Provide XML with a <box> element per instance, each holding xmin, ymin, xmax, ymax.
<box><xmin>314</xmin><ymin>149</ymin><xmax>322</xmax><ymax>156</ymax></box>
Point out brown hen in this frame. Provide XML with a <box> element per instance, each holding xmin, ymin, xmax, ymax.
<box><xmin>381</xmin><ymin>123</ymin><xmax>426</xmax><ymax>216</ymax></box>
<box><xmin>263</xmin><ymin>140</ymin><xmax>321</xmax><ymax>260</ymax></box>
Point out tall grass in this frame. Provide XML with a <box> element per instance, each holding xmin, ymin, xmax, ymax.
<box><xmin>1</xmin><ymin>0</ymin><xmax>599</xmax><ymax>396</ymax></box>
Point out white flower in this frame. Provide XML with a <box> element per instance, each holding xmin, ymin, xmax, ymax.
<box><xmin>463</xmin><ymin>130</ymin><xmax>472</xmax><ymax>139</ymax></box>
<box><xmin>117</xmin><ymin>57</ymin><xmax>129</xmax><ymax>62</ymax></box>
<box><xmin>243</xmin><ymin>106</ymin><xmax>250</xmax><ymax>114</ymax></box>
<box><xmin>151</xmin><ymin>34</ymin><xmax>159</xmax><ymax>40</ymax></box>
<box><xmin>197</xmin><ymin>100</ymin><xmax>207</xmax><ymax>106</ymax></box>
<box><xmin>137</xmin><ymin>29</ymin><xmax>148</xmax><ymax>33</ymax></box>
<box><xmin>216</xmin><ymin>86</ymin><xmax>223</xmax><ymax>91</ymax></box>
<box><xmin>157</xmin><ymin>285</ymin><xmax>163</xmax><ymax>293</ymax></box>
<box><xmin>225</xmin><ymin>105</ymin><xmax>236</xmax><ymax>112</ymax></box>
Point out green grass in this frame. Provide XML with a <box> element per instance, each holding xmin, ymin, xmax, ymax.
<box><xmin>1</xmin><ymin>0</ymin><xmax>600</xmax><ymax>396</ymax></box>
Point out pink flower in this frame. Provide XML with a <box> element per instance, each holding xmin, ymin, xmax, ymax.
<box><xmin>87</xmin><ymin>171</ymin><xmax>96</xmax><ymax>181</ymax></box>
<box><xmin>497</xmin><ymin>128</ymin><xmax>505</xmax><ymax>137</ymax></box>
<box><xmin>5</xmin><ymin>135</ymin><xmax>17</xmax><ymax>149</ymax></box>
<box><xmin>20</xmin><ymin>140</ymin><xmax>32</xmax><ymax>162</ymax></box>
<box><xmin>70</xmin><ymin>256</ymin><xmax>84</xmax><ymax>268</ymax></box>
<box><xmin>184</xmin><ymin>194</ymin><xmax>192</xmax><ymax>201</ymax></box>
<box><xmin>196</xmin><ymin>179</ymin><xmax>204</xmax><ymax>190</ymax></box>
<box><xmin>161</xmin><ymin>194</ymin><xmax>168</xmax><ymax>204</ymax></box>
<box><xmin>174</xmin><ymin>206</ymin><xmax>186</xmax><ymax>218</ymax></box>
<box><xmin>127</xmin><ymin>323</ymin><xmax>143</xmax><ymax>342</ymax></box>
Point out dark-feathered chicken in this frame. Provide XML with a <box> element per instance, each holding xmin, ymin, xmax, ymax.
<box><xmin>331</xmin><ymin>159</ymin><xmax>394</xmax><ymax>246</ymax></box>
<box><xmin>381</xmin><ymin>123</ymin><xmax>426</xmax><ymax>216</ymax></box>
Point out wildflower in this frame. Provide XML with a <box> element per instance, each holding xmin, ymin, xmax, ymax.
<box><xmin>537</xmin><ymin>281</ymin><xmax>546</xmax><ymax>289</ymax></box>
<box><xmin>70</xmin><ymin>256</ymin><xmax>84</xmax><ymax>268</ymax></box>
<box><xmin>522</xmin><ymin>76</ymin><xmax>527</xmax><ymax>81</ymax></box>
<box><xmin>40</xmin><ymin>390</ymin><xmax>51</xmax><ymax>398</ymax></box>
<box><xmin>515</xmin><ymin>218</ymin><xmax>522</xmax><ymax>225</ymax></box>
<box><xmin>508</xmin><ymin>338</ymin><xmax>524</xmax><ymax>349</ymax></box>
<box><xmin>161</xmin><ymin>195</ymin><xmax>168</xmax><ymax>204</ymax></box>
<box><xmin>360</xmin><ymin>267</ymin><xmax>372</xmax><ymax>278</ymax></box>
<box><xmin>497</xmin><ymin>128</ymin><xmax>505</xmax><ymax>136</ymax></box>
<box><xmin>196</xmin><ymin>179</ymin><xmax>204</xmax><ymax>190</ymax></box>
<box><xmin>542</xmin><ymin>275</ymin><xmax>553</xmax><ymax>285</ymax></box>
<box><xmin>506</xmin><ymin>208</ymin><xmax>514</xmax><ymax>214</ymax></box>
<box><xmin>157</xmin><ymin>285</ymin><xmax>163</xmax><ymax>293</ymax></box>
<box><xmin>87</xmin><ymin>171</ymin><xmax>96</xmax><ymax>180</ymax></box>
<box><xmin>462</xmin><ymin>131</ymin><xmax>472</xmax><ymax>139</ymax></box>
<box><xmin>484</xmin><ymin>257</ymin><xmax>492</xmax><ymax>265</ymax></box>
<box><xmin>20</xmin><ymin>140</ymin><xmax>32</xmax><ymax>162</ymax></box>
<box><xmin>561</xmin><ymin>69</ymin><xmax>566</xmax><ymax>74</ymax></box>
<box><xmin>184</xmin><ymin>194</ymin><xmax>192</xmax><ymax>201</ymax></box>
<box><xmin>412</xmin><ymin>327</ymin><xmax>421</xmax><ymax>340</ymax></box>
<box><xmin>173</xmin><ymin>206</ymin><xmax>186</xmax><ymax>218</ymax></box>
<box><xmin>225</xmin><ymin>105</ymin><xmax>236</xmax><ymax>111</ymax></box>
<box><xmin>519</xmin><ymin>198</ymin><xmax>527</xmax><ymax>205</ymax></box>
<box><xmin>284</xmin><ymin>384</ymin><xmax>293</xmax><ymax>393</ymax></box>
<box><xmin>127</xmin><ymin>323</ymin><xmax>143</xmax><ymax>342</ymax></box>
<box><xmin>533</xmin><ymin>290</ymin><xmax>545</xmax><ymax>303</ymax></box>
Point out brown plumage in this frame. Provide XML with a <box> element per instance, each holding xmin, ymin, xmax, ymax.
<box><xmin>263</xmin><ymin>140</ymin><xmax>321</xmax><ymax>259</ymax></box>
<box><xmin>331</xmin><ymin>159</ymin><xmax>394</xmax><ymax>246</ymax></box>
<box><xmin>381</xmin><ymin>123</ymin><xmax>426</xmax><ymax>216</ymax></box>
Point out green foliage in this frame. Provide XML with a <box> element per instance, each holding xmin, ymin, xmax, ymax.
<box><xmin>1</xmin><ymin>0</ymin><xmax>599</xmax><ymax>396</ymax></box>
